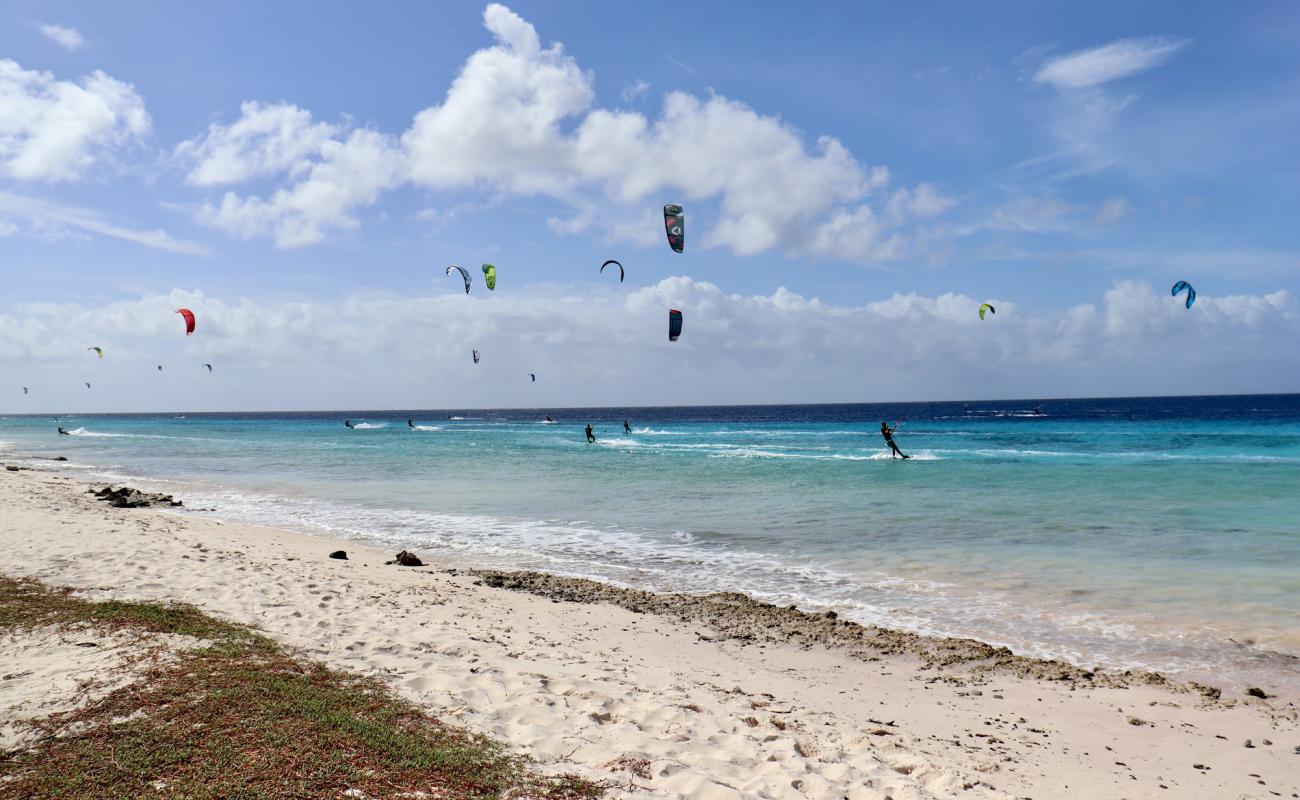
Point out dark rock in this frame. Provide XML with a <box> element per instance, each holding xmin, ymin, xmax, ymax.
<box><xmin>823</xmin><ymin>610</ymin><xmax>838</xmax><ymax>620</ymax></box>
<box><xmin>386</xmin><ymin>550</ymin><xmax>424</xmax><ymax>567</ymax></box>
<box><xmin>1245</xmin><ymin>687</ymin><xmax>1268</xmax><ymax>699</ymax></box>
<box><xmin>5</xmin><ymin>465</ymin><xmax>20</xmax><ymax>471</ymax></box>
<box><xmin>1189</xmin><ymin>682</ymin><xmax>1221</xmax><ymax>700</ymax></box>
<box><xmin>90</xmin><ymin>484</ymin><xmax>182</xmax><ymax>509</ymax></box>
<box><xmin>329</xmin><ymin>550</ymin><xmax>348</xmax><ymax>560</ymax></box>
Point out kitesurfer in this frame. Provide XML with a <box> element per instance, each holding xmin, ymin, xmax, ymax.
<box><xmin>57</xmin><ymin>426</ymin><xmax>69</xmax><ymax>435</ymax></box>
<box><xmin>546</xmin><ymin>415</ymin><xmax>554</xmax><ymax>423</ymax></box>
<box><xmin>408</xmin><ymin>418</ymin><xmax>414</xmax><ymax>429</ymax></box>
<box><xmin>585</xmin><ymin>424</ymin><xmax>596</xmax><ymax>444</ymax></box>
<box><xmin>345</xmin><ymin>420</ymin><xmax>354</xmax><ymax>429</ymax></box>
<box><xmin>880</xmin><ymin>422</ymin><xmax>909</xmax><ymax>459</ymax></box>
<box><xmin>1033</xmin><ymin>405</ymin><xmax>1043</xmax><ymax>416</ymax></box>
<box><xmin>624</xmin><ymin>420</ymin><xmax>631</xmax><ymax>434</ymax></box>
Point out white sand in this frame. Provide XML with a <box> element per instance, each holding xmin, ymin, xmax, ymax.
<box><xmin>1</xmin><ymin>468</ymin><xmax>1296</xmax><ymax>798</ymax></box>
<box><xmin>0</xmin><ymin>623</ymin><xmax>198</xmax><ymax>753</ymax></box>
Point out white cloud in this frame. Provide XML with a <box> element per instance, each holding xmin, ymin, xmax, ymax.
<box><xmin>0</xmin><ymin>190</ymin><xmax>209</xmax><ymax>255</ymax></box>
<box><xmin>887</xmin><ymin>183</ymin><xmax>957</xmax><ymax>224</ymax></box>
<box><xmin>176</xmin><ymin>101</ymin><xmax>340</xmax><ymax>186</ymax></box>
<box><xmin>37</xmin><ymin>23</ymin><xmax>85</xmax><ymax>50</ymax></box>
<box><xmin>0</xmin><ymin>58</ymin><xmax>149</xmax><ymax>181</ymax></box>
<box><xmin>621</xmin><ymin>79</ymin><xmax>650</xmax><ymax>103</ymax></box>
<box><xmin>1034</xmin><ymin>37</ymin><xmax>1189</xmax><ymax>89</ymax></box>
<box><xmin>191</xmin><ymin>127</ymin><xmax>403</xmax><ymax>248</ymax></box>
<box><xmin>3</xmin><ymin>279</ymin><xmax>1295</xmax><ymax>411</ymax></box>
<box><xmin>182</xmin><ymin>3</ymin><xmax>941</xmax><ymax>261</ymax></box>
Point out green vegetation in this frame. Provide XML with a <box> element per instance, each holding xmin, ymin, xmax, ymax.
<box><xmin>0</xmin><ymin>577</ymin><xmax>605</xmax><ymax>800</ymax></box>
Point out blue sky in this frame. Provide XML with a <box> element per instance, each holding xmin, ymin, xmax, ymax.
<box><xmin>1</xmin><ymin>1</ymin><xmax>1298</xmax><ymax>411</ymax></box>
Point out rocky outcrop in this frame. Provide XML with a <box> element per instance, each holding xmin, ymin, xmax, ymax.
<box><xmin>88</xmin><ymin>486</ymin><xmax>183</xmax><ymax>509</ymax></box>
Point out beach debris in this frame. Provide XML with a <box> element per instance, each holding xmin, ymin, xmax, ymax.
<box><xmin>1127</xmin><ymin>716</ymin><xmax>1150</xmax><ymax>726</ymax></box>
<box><xmin>386</xmin><ymin>550</ymin><xmax>424</xmax><ymax>567</ymax></box>
<box><xmin>603</xmin><ymin>755</ymin><xmax>651</xmax><ymax>780</ymax></box>
<box><xmin>88</xmin><ymin>485</ymin><xmax>183</xmax><ymax>508</ymax></box>
<box><xmin>1244</xmin><ymin>739</ymin><xmax>1254</xmax><ymax>748</ymax></box>
<box><xmin>1189</xmin><ymin>682</ymin><xmax>1221</xmax><ymax>700</ymax></box>
<box><xmin>329</xmin><ymin>550</ymin><xmax>349</xmax><ymax>560</ymax></box>
<box><xmin>5</xmin><ymin>465</ymin><xmax>21</xmax><ymax>472</ymax></box>
<box><xmin>468</xmin><ymin>569</ymin><xmax>1210</xmax><ymax>689</ymax></box>
<box><xmin>1245</xmin><ymin>687</ymin><xmax>1268</xmax><ymax>699</ymax></box>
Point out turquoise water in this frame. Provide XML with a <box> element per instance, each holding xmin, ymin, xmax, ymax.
<box><xmin>3</xmin><ymin>395</ymin><xmax>1298</xmax><ymax>692</ymax></box>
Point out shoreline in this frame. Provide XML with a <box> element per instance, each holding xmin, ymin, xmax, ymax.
<box><xmin>6</xmin><ymin>408</ymin><xmax>1298</xmax><ymax>695</ymax></box>
<box><xmin>17</xmin><ymin>444</ymin><xmax>1299</xmax><ymax>696</ymax></box>
<box><xmin>2</xmin><ymin>464</ymin><xmax>1298</xmax><ymax>797</ymax></box>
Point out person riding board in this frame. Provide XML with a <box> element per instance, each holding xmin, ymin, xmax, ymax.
<box><xmin>57</xmin><ymin>426</ymin><xmax>69</xmax><ymax>435</ymax></box>
<box><xmin>344</xmin><ymin>420</ymin><xmax>354</xmax><ymax>429</ymax></box>
<box><xmin>585</xmin><ymin>424</ymin><xmax>596</xmax><ymax>444</ymax></box>
<box><xmin>623</xmin><ymin>420</ymin><xmax>631</xmax><ymax>434</ymax></box>
<box><xmin>880</xmin><ymin>421</ymin><xmax>910</xmax><ymax>459</ymax></box>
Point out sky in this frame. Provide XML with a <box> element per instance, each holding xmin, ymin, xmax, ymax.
<box><xmin>1</xmin><ymin>1</ymin><xmax>1298</xmax><ymax>412</ymax></box>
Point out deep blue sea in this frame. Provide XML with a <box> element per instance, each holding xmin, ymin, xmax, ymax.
<box><xmin>3</xmin><ymin>394</ymin><xmax>1298</xmax><ymax>692</ymax></box>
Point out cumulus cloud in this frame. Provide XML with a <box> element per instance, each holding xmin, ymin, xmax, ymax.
<box><xmin>37</xmin><ymin>23</ymin><xmax>85</xmax><ymax>50</ymax></box>
<box><xmin>178</xmin><ymin>3</ymin><xmax>945</xmax><ymax>261</ymax></box>
<box><xmin>3</xmin><ymin>278</ymin><xmax>1295</xmax><ymax>411</ymax></box>
<box><xmin>193</xmin><ymin>128</ymin><xmax>403</xmax><ymax>248</ymax></box>
<box><xmin>0</xmin><ymin>58</ymin><xmax>149</xmax><ymax>181</ymax></box>
<box><xmin>1034</xmin><ymin>37</ymin><xmax>1190</xmax><ymax>89</ymax></box>
<box><xmin>176</xmin><ymin>101</ymin><xmax>341</xmax><ymax>186</ymax></box>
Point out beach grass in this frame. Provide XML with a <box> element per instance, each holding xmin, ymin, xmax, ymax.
<box><xmin>0</xmin><ymin>576</ymin><xmax>606</xmax><ymax>800</ymax></box>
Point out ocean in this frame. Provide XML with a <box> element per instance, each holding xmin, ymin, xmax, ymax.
<box><xmin>3</xmin><ymin>394</ymin><xmax>1298</xmax><ymax>692</ymax></box>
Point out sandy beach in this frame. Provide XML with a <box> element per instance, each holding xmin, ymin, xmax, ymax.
<box><xmin>1</xmin><ymin>466</ymin><xmax>1296</xmax><ymax>799</ymax></box>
